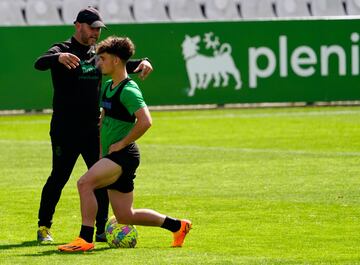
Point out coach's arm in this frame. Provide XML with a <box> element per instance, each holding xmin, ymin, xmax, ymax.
<box><xmin>35</xmin><ymin>47</ymin><xmax>153</xmax><ymax>79</ymax></box>
<box><xmin>34</xmin><ymin>44</ymin><xmax>64</xmax><ymax>71</ymax></box>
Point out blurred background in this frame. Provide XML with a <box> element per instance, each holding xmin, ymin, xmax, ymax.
<box><xmin>1</xmin><ymin>0</ymin><xmax>360</xmax><ymax>111</ymax></box>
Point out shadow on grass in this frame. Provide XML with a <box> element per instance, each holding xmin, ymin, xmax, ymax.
<box><xmin>22</xmin><ymin>246</ymin><xmax>119</xmax><ymax>256</ymax></box>
<box><xmin>1</xmin><ymin>241</ymin><xmax>168</xmax><ymax>256</ymax></box>
<box><xmin>0</xmin><ymin>241</ymin><xmax>110</xmax><ymax>256</ymax></box>
<box><xmin>0</xmin><ymin>240</ymin><xmax>40</xmax><ymax>250</ymax></box>
<box><xmin>23</xmin><ymin>245</ymin><xmax>170</xmax><ymax>257</ymax></box>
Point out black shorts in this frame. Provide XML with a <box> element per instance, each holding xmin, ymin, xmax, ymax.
<box><xmin>104</xmin><ymin>142</ymin><xmax>140</xmax><ymax>193</ymax></box>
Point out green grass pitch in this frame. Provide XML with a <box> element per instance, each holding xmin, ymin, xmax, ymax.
<box><xmin>0</xmin><ymin>106</ymin><xmax>360</xmax><ymax>264</ymax></box>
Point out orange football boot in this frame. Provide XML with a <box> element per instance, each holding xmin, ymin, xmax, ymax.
<box><xmin>172</xmin><ymin>219</ymin><xmax>192</xmax><ymax>247</ymax></box>
<box><xmin>58</xmin><ymin>237</ymin><xmax>94</xmax><ymax>252</ymax></box>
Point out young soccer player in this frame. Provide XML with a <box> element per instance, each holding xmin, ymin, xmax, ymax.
<box><xmin>58</xmin><ymin>36</ymin><xmax>191</xmax><ymax>252</ymax></box>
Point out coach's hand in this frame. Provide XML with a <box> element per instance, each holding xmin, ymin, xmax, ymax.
<box><xmin>58</xmin><ymin>53</ymin><xmax>80</xmax><ymax>69</ymax></box>
<box><xmin>133</xmin><ymin>60</ymin><xmax>153</xmax><ymax>80</ymax></box>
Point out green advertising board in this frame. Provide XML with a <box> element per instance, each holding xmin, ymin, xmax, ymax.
<box><xmin>1</xmin><ymin>18</ymin><xmax>360</xmax><ymax>110</ymax></box>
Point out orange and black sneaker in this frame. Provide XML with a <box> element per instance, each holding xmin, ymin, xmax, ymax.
<box><xmin>58</xmin><ymin>237</ymin><xmax>94</xmax><ymax>252</ymax></box>
<box><xmin>172</xmin><ymin>219</ymin><xmax>192</xmax><ymax>247</ymax></box>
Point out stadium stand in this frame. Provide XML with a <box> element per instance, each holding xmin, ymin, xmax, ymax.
<box><xmin>204</xmin><ymin>0</ymin><xmax>241</xmax><ymax>20</ymax></box>
<box><xmin>310</xmin><ymin>0</ymin><xmax>346</xmax><ymax>16</ymax></box>
<box><xmin>98</xmin><ymin>0</ymin><xmax>134</xmax><ymax>23</ymax></box>
<box><xmin>25</xmin><ymin>0</ymin><xmax>62</xmax><ymax>25</ymax></box>
<box><xmin>133</xmin><ymin>0</ymin><xmax>169</xmax><ymax>22</ymax></box>
<box><xmin>239</xmin><ymin>0</ymin><xmax>276</xmax><ymax>19</ymax></box>
<box><xmin>0</xmin><ymin>0</ymin><xmax>26</xmax><ymax>26</ymax></box>
<box><xmin>167</xmin><ymin>0</ymin><xmax>205</xmax><ymax>21</ymax></box>
<box><xmin>62</xmin><ymin>0</ymin><xmax>98</xmax><ymax>24</ymax></box>
<box><xmin>275</xmin><ymin>0</ymin><xmax>310</xmax><ymax>17</ymax></box>
<box><xmin>0</xmin><ymin>0</ymin><xmax>358</xmax><ymax>26</ymax></box>
<box><xmin>346</xmin><ymin>0</ymin><xmax>360</xmax><ymax>15</ymax></box>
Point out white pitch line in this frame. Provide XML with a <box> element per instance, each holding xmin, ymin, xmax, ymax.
<box><xmin>0</xmin><ymin>110</ymin><xmax>359</xmax><ymax>124</ymax></box>
<box><xmin>153</xmin><ymin>110</ymin><xmax>360</xmax><ymax>120</ymax></box>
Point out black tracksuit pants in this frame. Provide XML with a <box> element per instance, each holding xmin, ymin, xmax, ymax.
<box><xmin>38</xmin><ymin>123</ymin><xmax>108</xmax><ymax>233</ymax></box>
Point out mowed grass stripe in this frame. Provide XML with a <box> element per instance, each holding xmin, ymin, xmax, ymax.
<box><xmin>1</xmin><ymin>139</ymin><xmax>360</xmax><ymax>157</ymax></box>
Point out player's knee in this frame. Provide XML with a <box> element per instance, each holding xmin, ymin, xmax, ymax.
<box><xmin>77</xmin><ymin>179</ymin><xmax>85</xmax><ymax>193</ymax></box>
<box><xmin>77</xmin><ymin>176</ymin><xmax>92</xmax><ymax>193</ymax></box>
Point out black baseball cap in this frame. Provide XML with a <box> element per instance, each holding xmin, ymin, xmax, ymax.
<box><xmin>74</xmin><ymin>7</ymin><xmax>106</xmax><ymax>28</ymax></box>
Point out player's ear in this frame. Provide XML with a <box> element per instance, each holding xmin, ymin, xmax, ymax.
<box><xmin>114</xmin><ymin>56</ymin><xmax>122</xmax><ymax>66</ymax></box>
<box><xmin>113</xmin><ymin>55</ymin><xmax>119</xmax><ymax>64</ymax></box>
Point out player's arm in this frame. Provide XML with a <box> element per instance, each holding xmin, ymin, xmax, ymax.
<box><xmin>108</xmin><ymin>106</ymin><xmax>152</xmax><ymax>154</ymax></box>
<box><xmin>99</xmin><ymin>107</ymin><xmax>105</xmax><ymax>159</ymax></box>
<box><xmin>126</xmin><ymin>58</ymin><xmax>153</xmax><ymax>80</ymax></box>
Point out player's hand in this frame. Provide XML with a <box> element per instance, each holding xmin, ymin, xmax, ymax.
<box><xmin>58</xmin><ymin>53</ymin><xmax>80</xmax><ymax>69</ymax></box>
<box><xmin>133</xmin><ymin>60</ymin><xmax>153</xmax><ymax>80</ymax></box>
<box><xmin>108</xmin><ymin>142</ymin><xmax>124</xmax><ymax>154</ymax></box>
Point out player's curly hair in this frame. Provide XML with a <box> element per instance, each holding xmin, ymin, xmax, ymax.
<box><xmin>96</xmin><ymin>36</ymin><xmax>135</xmax><ymax>62</ymax></box>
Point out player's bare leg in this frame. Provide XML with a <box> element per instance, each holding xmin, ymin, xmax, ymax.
<box><xmin>108</xmin><ymin>189</ymin><xmax>192</xmax><ymax>247</ymax></box>
<box><xmin>77</xmin><ymin>158</ymin><xmax>122</xmax><ymax>227</ymax></box>
<box><xmin>108</xmin><ymin>190</ymin><xmax>165</xmax><ymax>226</ymax></box>
<box><xmin>58</xmin><ymin>158</ymin><xmax>121</xmax><ymax>252</ymax></box>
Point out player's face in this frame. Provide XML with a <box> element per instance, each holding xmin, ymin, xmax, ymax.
<box><xmin>78</xmin><ymin>23</ymin><xmax>101</xmax><ymax>46</ymax></box>
<box><xmin>97</xmin><ymin>53</ymin><xmax>116</xmax><ymax>75</ymax></box>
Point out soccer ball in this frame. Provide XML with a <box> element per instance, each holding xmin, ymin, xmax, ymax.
<box><xmin>105</xmin><ymin>216</ymin><xmax>138</xmax><ymax>248</ymax></box>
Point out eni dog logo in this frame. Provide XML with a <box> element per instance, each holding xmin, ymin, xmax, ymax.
<box><xmin>181</xmin><ymin>32</ymin><xmax>242</xmax><ymax>97</ymax></box>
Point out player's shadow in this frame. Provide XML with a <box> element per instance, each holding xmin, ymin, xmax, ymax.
<box><xmin>0</xmin><ymin>241</ymin><xmax>163</xmax><ymax>256</ymax></box>
<box><xmin>0</xmin><ymin>241</ymin><xmax>109</xmax><ymax>256</ymax></box>
<box><xmin>0</xmin><ymin>240</ymin><xmax>39</xmax><ymax>250</ymax></box>
<box><xmin>23</xmin><ymin>246</ymin><xmax>112</xmax><ymax>256</ymax></box>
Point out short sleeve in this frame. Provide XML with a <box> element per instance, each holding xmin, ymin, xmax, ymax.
<box><xmin>120</xmin><ymin>81</ymin><xmax>147</xmax><ymax>115</ymax></box>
